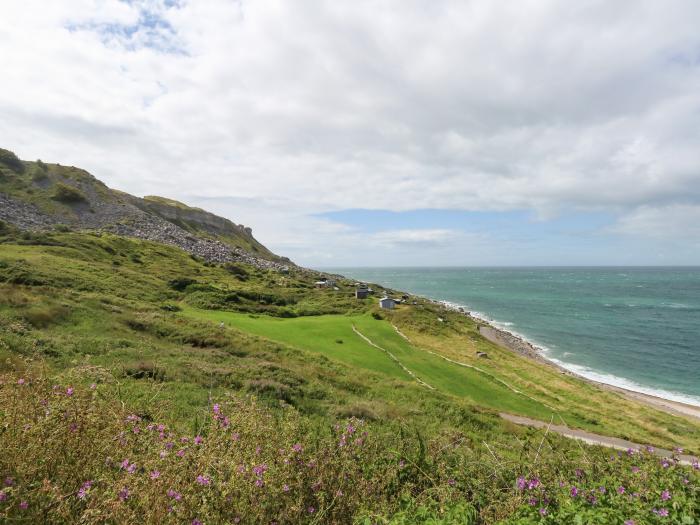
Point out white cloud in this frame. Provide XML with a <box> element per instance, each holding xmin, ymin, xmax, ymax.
<box><xmin>610</xmin><ymin>205</ymin><xmax>700</xmax><ymax>239</ymax></box>
<box><xmin>1</xmin><ymin>0</ymin><xmax>699</xmax><ymax>264</ymax></box>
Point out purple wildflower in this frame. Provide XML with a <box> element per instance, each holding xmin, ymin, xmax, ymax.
<box><xmin>292</xmin><ymin>443</ymin><xmax>303</xmax><ymax>453</ymax></box>
<box><xmin>212</xmin><ymin>404</ymin><xmax>220</xmax><ymax>415</ymax></box>
<box><xmin>570</xmin><ymin>487</ymin><xmax>579</xmax><ymax>498</ymax></box>
<box><xmin>4</xmin><ymin>478</ymin><xmax>14</xmax><ymax>487</ymax></box>
<box><xmin>308</xmin><ymin>507</ymin><xmax>315</xmax><ymax>514</ymax></box>
<box><xmin>194</xmin><ymin>435</ymin><xmax>203</xmax><ymax>445</ymax></box>
<box><xmin>66</xmin><ymin>387</ymin><xmax>74</xmax><ymax>396</ymax></box>
<box><xmin>19</xmin><ymin>501</ymin><xmax>28</xmax><ymax>510</ymax></box>
<box><xmin>17</xmin><ymin>378</ymin><xmax>25</xmax><ymax>385</ymax></box>
<box><xmin>192</xmin><ymin>520</ymin><xmax>202</xmax><ymax>525</ymax></box>
<box><xmin>118</xmin><ymin>487</ymin><xmax>129</xmax><ymax>501</ymax></box>
<box><xmin>653</xmin><ymin>508</ymin><xmax>669</xmax><ymax>517</ymax></box>
<box><xmin>282</xmin><ymin>484</ymin><xmax>290</xmax><ymax>492</ymax></box>
<box><xmin>0</xmin><ymin>492</ymin><xmax>7</xmax><ymax>502</ymax></box>
<box><xmin>617</xmin><ymin>486</ymin><xmax>625</xmax><ymax>495</ymax></box>
<box><xmin>150</xmin><ymin>471</ymin><xmax>160</xmax><ymax>480</ymax></box>
<box><xmin>167</xmin><ymin>489</ymin><xmax>182</xmax><ymax>501</ymax></box>
<box><xmin>661</xmin><ymin>489</ymin><xmax>671</xmax><ymax>501</ymax></box>
<box><xmin>539</xmin><ymin>508</ymin><xmax>548</xmax><ymax>516</ymax></box>
<box><xmin>625</xmin><ymin>521</ymin><xmax>635</xmax><ymax>525</ymax></box>
<box><xmin>176</xmin><ymin>449</ymin><xmax>185</xmax><ymax>458</ymax></box>
<box><xmin>196</xmin><ymin>475</ymin><xmax>210</xmax><ymax>486</ymax></box>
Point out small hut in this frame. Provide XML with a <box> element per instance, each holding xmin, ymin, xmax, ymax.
<box><xmin>379</xmin><ymin>297</ymin><xmax>396</xmax><ymax>310</ymax></box>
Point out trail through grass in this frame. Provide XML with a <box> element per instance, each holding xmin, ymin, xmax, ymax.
<box><xmin>183</xmin><ymin>307</ymin><xmax>555</xmax><ymax>419</ymax></box>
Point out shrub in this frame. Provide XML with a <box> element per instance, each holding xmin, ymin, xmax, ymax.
<box><xmin>168</xmin><ymin>277</ymin><xmax>197</xmax><ymax>291</ymax></box>
<box><xmin>123</xmin><ymin>361</ymin><xmax>166</xmax><ymax>382</ymax></box>
<box><xmin>0</xmin><ymin>147</ymin><xmax>24</xmax><ymax>172</ymax></box>
<box><xmin>23</xmin><ymin>304</ymin><xmax>71</xmax><ymax>328</ymax></box>
<box><xmin>52</xmin><ymin>183</ymin><xmax>87</xmax><ymax>203</ymax></box>
<box><xmin>223</xmin><ymin>263</ymin><xmax>249</xmax><ymax>279</ymax></box>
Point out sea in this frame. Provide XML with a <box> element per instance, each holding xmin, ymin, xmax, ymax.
<box><xmin>324</xmin><ymin>267</ymin><xmax>700</xmax><ymax>407</ymax></box>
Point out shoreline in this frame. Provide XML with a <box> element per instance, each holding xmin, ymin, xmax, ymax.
<box><xmin>436</xmin><ymin>302</ymin><xmax>700</xmax><ymax>422</ymax></box>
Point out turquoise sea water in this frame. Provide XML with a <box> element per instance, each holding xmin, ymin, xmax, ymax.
<box><xmin>326</xmin><ymin>267</ymin><xmax>700</xmax><ymax>406</ymax></box>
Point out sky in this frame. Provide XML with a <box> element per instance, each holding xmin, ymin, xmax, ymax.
<box><xmin>1</xmin><ymin>0</ymin><xmax>700</xmax><ymax>267</ymax></box>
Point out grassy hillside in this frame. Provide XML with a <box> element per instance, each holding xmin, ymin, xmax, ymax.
<box><xmin>0</xmin><ymin>226</ymin><xmax>699</xmax><ymax>523</ymax></box>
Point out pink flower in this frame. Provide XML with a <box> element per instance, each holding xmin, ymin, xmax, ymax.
<box><xmin>118</xmin><ymin>487</ymin><xmax>129</xmax><ymax>501</ymax></box>
<box><xmin>194</xmin><ymin>435</ymin><xmax>203</xmax><ymax>445</ymax></box>
<box><xmin>167</xmin><ymin>489</ymin><xmax>182</xmax><ymax>501</ymax></box>
<box><xmin>292</xmin><ymin>443</ymin><xmax>303</xmax><ymax>453</ymax></box>
<box><xmin>4</xmin><ymin>477</ymin><xmax>14</xmax><ymax>487</ymax></box>
<box><xmin>617</xmin><ymin>486</ymin><xmax>625</xmax><ymax>494</ymax></box>
<box><xmin>90</xmin><ymin>383</ymin><xmax>97</xmax><ymax>390</ymax></box>
<box><xmin>539</xmin><ymin>508</ymin><xmax>548</xmax><ymax>516</ymax></box>
<box><xmin>661</xmin><ymin>489</ymin><xmax>671</xmax><ymax>501</ymax></box>
<box><xmin>570</xmin><ymin>487</ymin><xmax>579</xmax><ymax>498</ymax></box>
<box><xmin>192</xmin><ymin>520</ymin><xmax>202</xmax><ymax>525</ymax></box>
<box><xmin>0</xmin><ymin>492</ymin><xmax>7</xmax><ymax>502</ymax></box>
<box><xmin>150</xmin><ymin>471</ymin><xmax>160</xmax><ymax>480</ymax></box>
<box><xmin>196</xmin><ymin>475</ymin><xmax>210</xmax><ymax>486</ymax></box>
<box><xmin>308</xmin><ymin>507</ymin><xmax>315</xmax><ymax>514</ymax></box>
<box><xmin>282</xmin><ymin>484</ymin><xmax>290</xmax><ymax>492</ymax></box>
<box><xmin>653</xmin><ymin>508</ymin><xmax>669</xmax><ymax>517</ymax></box>
<box><xmin>127</xmin><ymin>463</ymin><xmax>137</xmax><ymax>474</ymax></box>
<box><xmin>66</xmin><ymin>387</ymin><xmax>74</xmax><ymax>396</ymax></box>
<box><xmin>17</xmin><ymin>378</ymin><xmax>25</xmax><ymax>385</ymax></box>
<box><xmin>19</xmin><ymin>501</ymin><xmax>28</xmax><ymax>510</ymax></box>
<box><xmin>212</xmin><ymin>404</ymin><xmax>220</xmax><ymax>415</ymax></box>
<box><xmin>625</xmin><ymin>521</ymin><xmax>635</xmax><ymax>525</ymax></box>
<box><xmin>176</xmin><ymin>449</ymin><xmax>185</xmax><ymax>458</ymax></box>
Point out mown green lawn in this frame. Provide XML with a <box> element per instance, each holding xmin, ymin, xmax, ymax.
<box><xmin>182</xmin><ymin>307</ymin><xmax>554</xmax><ymax>419</ymax></box>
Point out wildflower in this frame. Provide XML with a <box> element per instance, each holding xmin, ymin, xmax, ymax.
<box><xmin>232</xmin><ymin>433</ymin><xmax>240</xmax><ymax>441</ymax></box>
<box><xmin>4</xmin><ymin>478</ymin><xmax>14</xmax><ymax>487</ymax></box>
<box><xmin>192</xmin><ymin>520</ymin><xmax>202</xmax><ymax>525</ymax></box>
<box><xmin>127</xmin><ymin>463</ymin><xmax>137</xmax><ymax>474</ymax></box>
<box><xmin>180</xmin><ymin>437</ymin><xmax>189</xmax><ymax>444</ymax></box>
<box><xmin>212</xmin><ymin>404</ymin><xmax>220</xmax><ymax>415</ymax></box>
<box><xmin>0</xmin><ymin>492</ymin><xmax>7</xmax><ymax>502</ymax></box>
<box><xmin>625</xmin><ymin>521</ymin><xmax>635</xmax><ymax>525</ymax></box>
<box><xmin>252</xmin><ymin>464</ymin><xmax>268</xmax><ymax>477</ymax></box>
<box><xmin>570</xmin><ymin>487</ymin><xmax>579</xmax><ymax>498</ymax></box>
<box><xmin>150</xmin><ymin>471</ymin><xmax>160</xmax><ymax>480</ymax></box>
<box><xmin>17</xmin><ymin>378</ymin><xmax>25</xmax><ymax>385</ymax></box>
<box><xmin>675</xmin><ymin>447</ymin><xmax>683</xmax><ymax>454</ymax></box>
<box><xmin>196</xmin><ymin>475</ymin><xmax>210</xmax><ymax>486</ymax></box>
<box><xmin>646</xmin><ymin>446</ymin><xmax>655</xmax><ymax>453</ymax></box>
<box><xmin>617</xmin><ymin>486</ymin><xmax>625</xmax><ymax>494</ymax></box>
<box><xmin>336</xmin><ymin>489</ymin><xmax>343</xmax><ymax>497</ymax></box>
<box><xmin>661</xmin><ymin>459</ymin><xmax>670</xmax><ymax>468</ymax></box>
<box><xmin>165</xmin><ymin>441</ymin><xmax>174</xmax><ymax>450</ymax></box>
<box><xmin>167</xmin><ymin>489</ymin><xmax>182</xmax><ymax>501</ymax></box>
<box><xmin>539</xmin><ymin>508</ymin><xmax>547</xmax><ymax>516</ymax></box>
<box><xmin>159</xmin><ymin>451</ymin><xmax>168</xmax><ymax>459</ymax></box>
<box><xmin>661</xmin><ymin>490</ymin><xmax>671</xmax><ymax>501</ymax></box>
<box><xmin>77</xmin><ymin>480</ymin><xmax>92</xmax><ymax>499</ymax></box>
<box><xmin>255</xmin><ymin>479</ymin><xmax>264</xmax><ymax>487</ymax></box>
<box><xmin>447</xmin><ymin>478</ymin><xmax>455</xmax><ymax>486</ymax></box>
<box><xmin>292</xmin><ymin>443</ymin><xmax>303</xmax><ymax>453</ymax></box>
<box><xmin>118</xmin><ymin>487</ymin><xmax>129</xmax><ymax>501</ymax></box>
<box><xmin>66</xmin><ymin>387</ymin><xmax>74</xmax><ymax>396</ymax></box>
<box><xmin>631</xmin><ymin>466</ymin><xmax>640</xmax><ymax>473</ymax></box>
<box><xmin>527</xmin><ymin>478</ymin><xmax>540</xmax><ymax>490</ymax></box>
<box><xmin>653</xmin><ymin>508</ymin><xmax>669</xmax><ymax>517</ymax></box>
<box><xmin>528</xmin><ymin>497</ymin><xmax>537</xmax><ymax>506</ymax></box>
<box><xmin>176</xmin><ymin>449</ymin><xmax>185</xmax><ymax>458</ymax></box>
<box><xmin>19</xmin><ymin>501</ymin><xmax>28</xmax><ymax>510</ymax></box>
<box><xmin>90</xmin><ymin>383</ymin><xmax>97</xmax><ymax>389</ymax></box>
<box><xmin>282</xmin><ymin>484</ymin><xmax>290</xmax><ymax>492</ymax></box>
<box><xmin>308</xmin><ymin>507</ymin><xmax>315</xmax><ymax>514</ymax></box>
<box><xmin>194</xmin><ymin>435</ymin><xmax>203</xmax><ymax>445</ymax></box>
<box><xmin>598</xmin><ymin>486</ymin><xmax>606</xmax><ymax>493</ymax></box>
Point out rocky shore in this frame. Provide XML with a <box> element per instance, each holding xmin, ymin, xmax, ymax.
<box><xmin>443</xmin><ymin>303</ymin><xmax>700</xmax><ymax>422</ymax></box>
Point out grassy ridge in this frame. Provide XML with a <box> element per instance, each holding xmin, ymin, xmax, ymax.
<box><xmin>1</xmin><ymin>228</ymin><xmax>700</xmax><ymax>522</ymax></box>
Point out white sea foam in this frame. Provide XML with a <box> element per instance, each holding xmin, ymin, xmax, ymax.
<box><xmin>438</xmin><ymin>299</ymin><xmax>700</xmax><ymax>409</ymax></box>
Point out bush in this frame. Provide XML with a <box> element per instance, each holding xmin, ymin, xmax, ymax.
<box><xmin>23</xmin><ymin>304</ymin><xmax>70</xmax><ymax>328</ymax></box>
<box><xmin>0</xmin><ymin>147</ymin><xmax>24</xmax><ymax>172</ymax></box>
<box><xmin>223</xmin><ymin>263</ymin><xmax>249</xmax><ymax>280</ymax></box>
<box><xmin>168</xmin><ymin>277</ymin><xmax>197</xmax><ymax>291</ymax></box>
<box><xmin>52</xmin><ymin>183</ymin><xmax>87</xmax><ymax>203</ymax></box>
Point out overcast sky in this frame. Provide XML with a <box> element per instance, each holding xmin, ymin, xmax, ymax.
<box><xmin>1</xmin><ymin>0</ymin><xmax>699</xmax><ymax>266</ymax></box>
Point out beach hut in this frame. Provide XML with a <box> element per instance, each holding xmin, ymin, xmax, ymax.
<box><xmin>379</xmin><ymin>297</ymin><xmax>396</xmax><ymax>310</ymax></box>
<box><xmin>355</xmin><ymin>288</ymin><xmax>369</xmax><ymax>299</ymax></box>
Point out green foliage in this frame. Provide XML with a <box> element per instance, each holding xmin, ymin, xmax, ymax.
<box><xmin>0</xmin><ymin>147</ymin><xmax>24</xmax><ymax>172</ymax></box>
<box><xmin>168</xmin><ymin>277</ymin><xmax>198</xmax><ymax>291</ymax></box>
<box><xmin>52</xmin><ymin>182</ymin><xmax>87</xmax><ymax>203</ymax></box>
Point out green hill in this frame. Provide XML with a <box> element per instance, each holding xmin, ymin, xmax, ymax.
<box><xmin>0</xmin><ymin>149</ymin><xmax>698</xmax><ymax>523</ymax></box>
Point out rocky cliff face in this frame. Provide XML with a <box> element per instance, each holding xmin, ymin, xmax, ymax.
<box><xmin>0</xmin><ymin>148</ymin><xmax>291</xmax><ymax>271</ymax></box>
